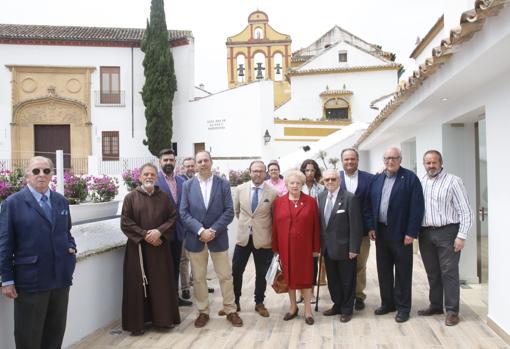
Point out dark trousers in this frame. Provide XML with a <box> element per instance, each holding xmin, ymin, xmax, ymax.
<box><xmin>419</xmin><ymin>224</ymin><xmax>461</xmax><ymax>314</ymax></box>
<box><xmin>14</xmin><ymin>287</ymin><xmax>70</xmax><ymax>349</ymax></box>
<box><xmin>169</xmin><ymin>239</ymin><xmax>183</xmax><ymax>294</ymax></box>
<box><xmin>376</xmin><ymin>225</ymin><xmax>413</xmax><ymax>313</ymax></box>
<box><xmin>323</xmin><ymin>250</ymin><xmax>357</xmax><ymax>315</ymax></box>
<box><xmin>232</xmin><ymin>235</ymin><xmax>273</xmax><ymax>304</ymax></box>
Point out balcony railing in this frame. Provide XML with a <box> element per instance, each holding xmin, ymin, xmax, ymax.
<box><xmin>94</xmin><ymin>91</ymin><xmax>125</xmax><ymax>107</ymax></box>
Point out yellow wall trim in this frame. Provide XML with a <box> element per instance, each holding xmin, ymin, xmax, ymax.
<box><xmin>284</xmin><ymin>127</ymin><xmax>339</xmax><ymax>137</ymax></box>
<box><xmin>275</xmin><ymin>119</ymin><xmax>351</xmax><ymax>126</ymax></box>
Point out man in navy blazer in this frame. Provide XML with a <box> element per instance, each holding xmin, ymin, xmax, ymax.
<box><xmin>180</xmin><ymin>151</ymin><xmax>242</xmax><ymax>328</ymax></box>
<box><xmin>367</xmin><ymin>147</ymin><xmax>424</xmax><ymax>323</ymax></box>
<box><xmin>339</xmin><ymin>148</ymin><xmax>374</xmax><ymax>311</ymax></box>
<box><xmin>156</xmin><ymin>148</ymin><xmax>192</xmax><ymax>307</ymax></box>
<box><xmin>0</xmin><ymin>156</ymin><xmax>77</xmax><ymax>349</ymax></box>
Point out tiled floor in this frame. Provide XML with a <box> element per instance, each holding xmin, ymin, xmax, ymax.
<box><xmin>69</xmin><ymin>242</ymin><xmax>508</xmax><ymax>349</ymax></box>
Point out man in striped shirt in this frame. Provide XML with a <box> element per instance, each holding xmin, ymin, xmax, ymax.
<box><xmin>418</xmin><ymin>150</ymin><xmax>473</xmax><ymax>326</ymax></box>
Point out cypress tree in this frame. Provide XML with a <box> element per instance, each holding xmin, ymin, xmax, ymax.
<box><xmin>141</xmin><ymin>0</ymin><xmax>177</xmax><ymax>156</ymax></box>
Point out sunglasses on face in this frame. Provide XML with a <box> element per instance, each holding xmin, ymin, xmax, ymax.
<box><xmin>32</xmin><ymin>168</ymin><xmax>52</xmax><ymax>175</ymax></box>
<box><xmin>324</xmin><ymin>178</ymin><xmax>338</xmax><ymax>182</ymax></box>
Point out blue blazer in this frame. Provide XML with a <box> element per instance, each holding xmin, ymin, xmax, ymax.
<box><xmin>367</xmin><ymin>166</ymin><xmax>424</xmax><ymax>241</ymax></box>
<box><xmin>340</xmin><ymin>170</ymin><xmax>374</xmax><ymax>234</ymax></box>
<box><xmin>180</xmin><ymin>175</ymin><xmax>234</xmax><ymax>253</ymax></box>
<box><xmin>0</xmin><ymin>187</ymin><xmax>76</xmax><ymax>292</ymax></box>
<box><xmin>156</xmin><ymin>172</ymin><xmax>185</xmax><ymax>241</ymax></box>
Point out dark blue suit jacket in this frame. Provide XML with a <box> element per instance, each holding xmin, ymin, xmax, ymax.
<box><xmin>0</xmin><ymin>187</ymin><xmax>76</xmax><ymax>292</ymax></box>
<box><xmin>156</xmin><ymin>172</ymin><xmax>185</xmax><ymax>241</ymax></box>
<box><xmin>180</xmin><ymin>175</ymin><xmax>234</xmax><ymax>253</ymax></box>
<box><xmin>367</xmin><ymin>166</ymin><xmax>424</xmax><ymax>241</ymax></box>
<box><xmin>340</xmin><ymin>170</ymin><xmax>374</xmax><ymax>234</ymax></box>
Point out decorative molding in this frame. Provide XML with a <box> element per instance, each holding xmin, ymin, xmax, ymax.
<box><xmin>287</xmin><ymin>64</ymin><xmax>401</xmax><ymax>77</ymax></box>
<box><xmin>487</xmin><ymin>316</ymin><xmax>510</xmax><ymax>344</ymax></box>
<box><xmin>284</xmin><ymin>127</ymin><xmax>339</xmax><ymax>137</ymax></box>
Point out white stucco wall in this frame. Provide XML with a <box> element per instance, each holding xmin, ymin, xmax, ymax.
<box><xmin>276</xmin><ymin>69</ymin><xmax>397</xmax><ymax>123</ymax></box>
<box><xmin>300</xmin><ymin>41</ymin><xmax>388</xmax><ymax>71</ymax></box>
<box><xmin>172</xmin><ymin>80</ymin><xmax>275</xmax><ymax>172</ymax></box>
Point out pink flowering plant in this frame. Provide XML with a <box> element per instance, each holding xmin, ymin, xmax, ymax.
<box><xmin>122</xmin><ymin>168</ymin><xmax>142</xmax><ymax>191</ymax></box>
<box><xmin>0</xmin><ymin>168</ymin><xmax>25</xmax><ymax>202</ymax></box>
<box><xmin>50</xmin><ymin>171</ymin><xmax>88</xmax><ymax>205</ymax></box>
<box><xmin>88</xmin><ymin>175</ymin><xmax>119</xmax><ymax>203</ymax></box>
<box><xmin>228</xmin><ymin>169</ymin><xmax>251</xmax><ymax>187</ymax></box>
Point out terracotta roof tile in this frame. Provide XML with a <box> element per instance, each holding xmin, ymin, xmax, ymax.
<box><xmin>0</xmin><ymin>24</ymin><xmax>192</xmax><ymax>43</ymax></box>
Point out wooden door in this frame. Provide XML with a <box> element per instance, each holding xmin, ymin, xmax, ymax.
<box><xmin>34</xmin><ymin>125</ymin><xmax>71</xmax><ymax>170</ymax></box>
<box><xmin>194</xmin><ymin>142</ymin><xmax>205</xmax><ymax>155</ymax></box>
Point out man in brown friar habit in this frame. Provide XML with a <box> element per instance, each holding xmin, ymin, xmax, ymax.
<box><xmin>120</xmin><ymin>163</ymin><xmax>181</xmax><ymax>335</ymax></box>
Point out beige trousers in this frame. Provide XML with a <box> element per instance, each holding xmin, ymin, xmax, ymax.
<box><xmin>355</xmin><ymin>236</ymin><xmax>371</xmax><ymax>300</ymax></box>
<box><xmin>188</xmin><ymin>245</ymin><xmax>236</xmax><ymax>315</ymax></box>
<box><xmin>179</xmin><ymin>247</ymin><xmax>191</xmax><ymax>291</ymax></box>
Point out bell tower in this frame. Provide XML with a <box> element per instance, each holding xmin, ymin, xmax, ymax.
<box><xmin>226</xmin><ymin>10</ymin><xmax>291</xmax><ymax>107</ymax></box>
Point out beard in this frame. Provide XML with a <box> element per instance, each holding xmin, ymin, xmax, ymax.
<box><xmin>142</xmin><ymin>180</ymin><xmax>155</xmax><ymax>190</ymax></box>
<box><xmin>427</xmin><ymin>168</ymin><xmax>441</xmax><ymax>177</ymax></box>
<box><xmin>162</xmin><ymin>164</ymin><xmax>175</xmax><ymax>175</ymax></box>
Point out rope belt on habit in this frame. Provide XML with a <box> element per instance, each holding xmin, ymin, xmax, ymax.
<box><xmin>138</xmin><ymin>244</ymin><xmax>149</xmax><ymax>298</ymax></box>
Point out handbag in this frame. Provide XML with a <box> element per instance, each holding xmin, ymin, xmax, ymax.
<box><xmin>272</xmin><ymin>261</ymin><xmax>288</xmax><ymax>294</ymax></box>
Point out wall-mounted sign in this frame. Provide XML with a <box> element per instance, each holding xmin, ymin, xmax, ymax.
<box><xmin>207</xmin><ymin>118</ymin><xmax>226</xmax><ymax>130</ymax></box>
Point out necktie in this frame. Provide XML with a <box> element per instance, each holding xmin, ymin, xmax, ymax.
<box><xmin>40</xmin><ymin>195</ymin><xmax>53</xmax><ymax>223</ymax></box>
<box><xmin>324</xmin><ymin>194</ymin><xmax>333</xmax><ymax>224</ymax></box>
<box><xmin>251</xmin><ymin>187</ymin><xmax>259</xmax><ymax>213</ymax></box>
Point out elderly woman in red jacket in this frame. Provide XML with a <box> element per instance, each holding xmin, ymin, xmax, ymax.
<box><xmin>272</xmin><ymin>170</ymin><xmax>320</xmax><ymax>325</ymax></box>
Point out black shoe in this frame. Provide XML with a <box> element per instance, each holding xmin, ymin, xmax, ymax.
<box><xmin>178</xmin><ymin>298</ymin><xmax>192</xmax><ymax>306</ymax></box>
<box><xmin>208</xmin><ymin>287</ymin><xmax>214</xmax><ymax>293</ymax></box>
<box><xmin>354</xmin><ymin>298</ymin><xmax>365</xmax><ymax>311</ymax></box>
<box><xmin>374</xmin><ymin>306</ymin><xmax>396</xmax><ymax>315</ymax></box>
<box><xmin>395</xmin><ymin>311</ymin><xmax>410</xmax><ymax>323</ymax></box>
<box><xmin>181</xmin><ymin>290</ymin><xmax>191</xmax><ymax>300</ymax></box>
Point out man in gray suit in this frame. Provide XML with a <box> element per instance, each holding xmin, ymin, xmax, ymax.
<box><xmin>180</xmin><ymin>151</ymin><xmax>242</xmax><ymax>328</ymax></box>
<box><xmin>318</xmin><ymin>169</ymin><xmax>363</xmax><ymax>323</ymax></box>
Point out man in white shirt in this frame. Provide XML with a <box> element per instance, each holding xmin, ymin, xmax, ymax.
<box><xmin>418</xmin><ymin>150</ymin><xmax>473</xmax><ymax>326</ymax></box>
<box><xmin>339</xmin><ymin>148</ymin><xmax>374</xmax><ymax>311</ymax></box>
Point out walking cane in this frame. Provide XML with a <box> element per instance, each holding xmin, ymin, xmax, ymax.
<box><xmin>314</xmin><ymin>252</ymin><xmax>322</xmax><ymax>312</ymax></box>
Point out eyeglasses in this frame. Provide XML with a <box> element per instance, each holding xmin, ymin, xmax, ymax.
<box><xmin>383</xmin><ymin>156</ymin><xmax>401</xmax><ymax>162</ymax></box>
<box><xmin>32</xmin><ymin>168</ymin><xmax>52</xmax><ymax>175</ymax></box>
<box><xmin>323</xmin><ymin>178</ymin><xmax>337</xmax><ymax>182</ymax></box>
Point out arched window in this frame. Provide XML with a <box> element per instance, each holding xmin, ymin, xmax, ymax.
<box><xmin>324</xmin><ymin>98</ymin><xmax>350</xmax><ymax>120</ymax></box>
<box><xmin>253</xmin><ymin>52</ymin><xmax>266</xmax><ymax>80</ymax></box>
<box><xmin>236</xmin><ymin>54</ymin><xmax>246</xmax><ymax>83</ymax></box>
<box><xmin>273</xmin><ymin>53</ymin><xmax>283</xmax><ymax>81</ymax></box>
<box><xmin>254</xmin><ymin>27</ymin><xmax>264</xmax><ymax>39</ymax></box>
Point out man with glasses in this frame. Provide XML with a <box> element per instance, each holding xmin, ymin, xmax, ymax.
<box><xmin>318</xmin><ymin>169</ymin><xmax>363</xmax><ymax>323</ymax></box>
<box><xmin>367</xmin><ymin>147</ymin><xmax>424</xmax><ymax>323</ymax></box>
<box><xmin>229</xmin><ymin>161</ymin><xmax>277</xmax><ymax>317</ymax></box>
<box><xmin>339</xmin><ymin>148</ymin><xmax>374</xmax><ymax>311</ymax></box>
<box><xmin>0</xmin><ymin>156</ymin><xmax>77</xmax><ymax>348</ymax></box>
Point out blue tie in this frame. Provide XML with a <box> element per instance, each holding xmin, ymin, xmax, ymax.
<box><xmin>40</xmin><ymin>195</ymin><xmax>53</xmax><ymax>223</ymax></box>
<box><xmin>251</xmin><ymin>187</ymin><xmax>259</xmax><ymax>213</ymax></box>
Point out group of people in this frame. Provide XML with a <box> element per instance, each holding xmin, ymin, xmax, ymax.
<box><xmin>0</xmin><ymin>144</ymin><xmax>472</xmax><ymax>347</ymax></box>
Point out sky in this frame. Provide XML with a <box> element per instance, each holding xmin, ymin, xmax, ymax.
<box><xmin>1</xmin><ymin>0</ymin><xmax>445</xmax><ymax>92</ymax></box>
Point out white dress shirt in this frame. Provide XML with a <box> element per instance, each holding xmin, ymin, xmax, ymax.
<box><xmin>343</xmin><ymin>170</ymin><xmax>359</xmax><ymax>194</ymax></box>
<box><xmin>198</xmin><ymin>175</ymin><xmax>213</xmax><ymax>209</ymax></box>
<box><xmin>324</xmin><ymin>187</ymin><xmax>340</xmax><ymax>217</ymax></box>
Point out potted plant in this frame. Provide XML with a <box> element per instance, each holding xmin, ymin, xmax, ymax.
<box><xmin>121</xmin><ymin>168</ymin><xmax>141</xmax><ymax>191</ymax></box>
<box><xmin>88</xmin><ymin>175</ymin><xmax>119</xmax><ymax>203</ymax></box>
<box><xmin>51</xmin><ymin>172</ymin><xmax>89</xmax><ymax>205</ymax></box>
<box><xmin>0</xmin><ymin>168</ymin><xmax>25</xmax><ymax>204</ymax></box>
